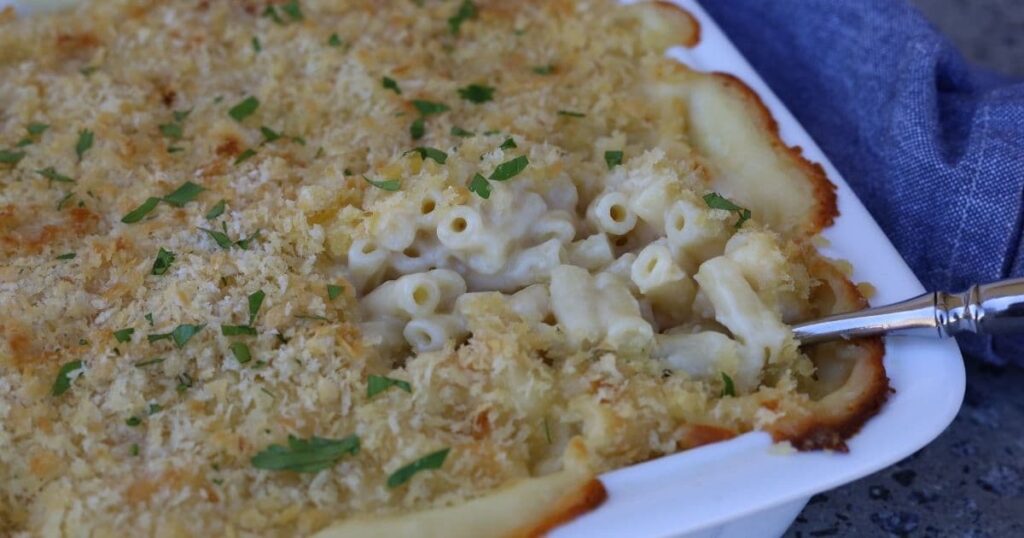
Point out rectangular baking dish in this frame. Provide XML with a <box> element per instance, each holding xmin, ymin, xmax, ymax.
<box><xmin>3</xmin><ymin>1</ymin><xmax>966</xmax><ymax>537</ymax></box>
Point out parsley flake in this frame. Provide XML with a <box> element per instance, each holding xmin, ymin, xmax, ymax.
<box><xmin>604</xmin><ymin>150</ymin><xmax>623</xmax><ymax>169</ymax></box>
<box><xmin>405</xmin><ymin>146</ymin><xmax>447</xmax><ymax>164</ymax></box>
<box><xmin>222</xmin><ymin>325</ymin><xmax>257</xmax><ymax>336</ymax></box>
<box><xmin>362</xmin><ymin>175</ymin><xmax>401</xmax><ymax>191</ymax></box>
<box><xmin>387</xmin><ymin>448</ymin><xmax>450</xmax><ymax>488</ymax></box>
<box><xmin>159</xmin><ymin>122</ymin><xmax>183</xmax><ymax>140</ymax></box>
<box><xmin>457</xmin><ymin>84</ymin><xmax>494</xmax><ymax>104</ymax></box>
<box><xmin>205</xmin><ymin>199</ymin><xmax>226</xmax><ymax>220</ymax></box>
<box><xmin>0</xmin><ymin>149</ymin><xmax>25</xmax><ymax>165</ymax></box>
<box><xmin>557</xmin><ymin>110</ymin><xmax>585</xmax><ymax>118</ymax></box>
<box><xmin>113</xmin><ymin>328</ymin><xmax>135</xmax><ymax>343</ymax></box>
<box><xmin>703</xmin><ymin>192</ymin><xmax>752</xmax><ymax>229</ymax></box>
<box><xmin>260</xmin><ymin>126</ymin><xmax>282</xmax><ymax>144</ymax></box>
<box><xmin>382</xmin><ymin>76</ymin><xmax>401</xmax><ymax>94</ymax></box>
<box><xmin>489</xmin><ymin>155</ymin><xmax>529</xmax><ymax>181</ymax></box>
<box><xmin>499</xmin><ymin>137</ymin><xmax>517</xmax><ymax>150</ymax></box>
<box><xmin>248</xmin><ymin>290</ymin><xmax>266</xmax><ymax>324</ymax></box>
<box><xmin>56</xmin><ymin>252</ymin><xmax>76</xmax><ymax>260</ymax></box>
<box><xmin>327</xmin><ymin>284</ymin><xmax>343</xmax><ymax>300</ymax></box>
<box><xmin>367</xmin><ymin>374</ymin><xmax>412</xmax><ymax>398</ymax></box>
<box><xmin>451</xmin><ymin>126</ymin><xmax>474</xmax><ymax>137</ymax></box>
<box><xmin>252</xmin><ymin>36</ymin><xmax>262</xmax><ymax>52</ymax></box>
<box><xmin>121</xmin><ymin>197</ymin><xmax>161</xmax><ymax>223</ymax></box>
<box><xmin>447</xmin><ymin>0</ymin><xmax>476</xmax><ymax>34</ymax></box>
<box><xmin>52</xmin><ymin>360</ymin><xmax>83</xmax><ymax>396</ymax></box>
<box><xmin>27</xmin><ymin>122</ymin><xmax>49</xmax><ymax>136</ymax></box>
<box><xmin>75</xmin><ymin>129</ymin><xmax>94</xmax><ymax>161</ymax></box>
<box><xmin>281</xmin><ymin>0</ymin><xmax>303</xmax><ymax>21</ymax></box>
<box><xmin>234</xmin><ymin>148</ymin><xmax>257</xmax><ymax>164</ymax></box>
<box><xmin>532</xmin><ymin>64</ymin><xmax>555</xmax><ymax>75</ymax></box>
<box><xmin>468</xmin><ymin>173</ymin><xmax>491</xmax><ymax>199</ymax></box>
<box><xmin>411</xmin><ymin>100</ymin><xmax>450</xmax><ymax>116</ymax></box>
<box><xmin>251</xmin><ymin>434</ymin><xmax>360</xmax><ymax>473</ymax></box>
<box><xmin>162</xmin><ymin>181</ymin><xmax>204</xmax><ymax>207</ymax></box>
<box><xmin>230</xmin><ymin>341</ymin><xmax>252</xmax><ymax>364</ymax></box>
<box><xmin>409</xmin><ymin>117</ymin><xmax>425</xmax><ymax>140</ymax></box>
<box><xmin>328</xmin><ymin>33</ymin><xmax>343</xmax><ymax>47</ymax></box>
<box><xmin>151</xmin><ymin>248</ymin><xmax>175</xmax><ymax>275</ymax></box>
<box><xmin>200</xmin><ymin>227</ymin><xmax>234</xmax><ymax>249</ymax></box>
<box><xmin>228</xmin><ymin>96</ymin><xmax>260</xmax><ymax>122</ymax></box>
<box><xmin>721</xmin><ymin>372</ymin><xmax>736</xmax><ymax>397</ymax></box>
<box><xmin>262</xmin><ymin>5</ymin><xmax>284</xmax><ymax>24</ymax></box>
<box><xmin>148</xmin><ymin>324</ymin><xmax>205</xmax><ymax>348</ymax></box>
<box><xmin>126</xmin><ymin>416</ymin><xmax>142</xmax><ymax>427</ymax></box>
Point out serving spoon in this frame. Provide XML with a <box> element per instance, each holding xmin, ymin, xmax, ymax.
<box><xmin>792</xmin><ymin>277</ymin><xmax>1024</xmax><ymax>344</ymax></box>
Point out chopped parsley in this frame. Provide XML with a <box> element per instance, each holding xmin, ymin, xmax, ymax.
<box><xmin>411</xmin><ymin>100</ymin><xmax>450</xmax><ymax>116</ymax></box>
<box><xmin>457</xmin><ymin>83</ymin><xmax>494</xmax><ymax>104</ymax></box>
<box><xmin>447</xmin><ymin>0</ymin><xmax>476</xmax><ymax>34</ymax></box>
<box><xmin>405</xmin><ymin>146</ymin><xmax>447</xmax><ymax>164</ymax></box>
<box><xmin>387</xmin><ymin>448</ymin><xmax>450</xmax><ymax>488</ymax></box>
<box><xmin>235</xmin><ymin>229</ymin><xmax>261</xmax><ymax>250</ymax></box>
<box><xmin>75</xmin><ymin>129</ymin><xmax>94</xmax><ymax>161</ymax></box>
<box><xmin>557</xmin><ymin>110</ymin><xmax>586</xmax><ymax>118</ymax></box>
<box><xmin>56</xmin><ymin>191</ymin><xmax>74</xmax><ymax>211</ymax></box>
<box><xmin>229</xmin><ymin>342</ymin><xmax>252</xmax><ymax>364</ymax></box>
<box><xmin>721</xmin><ymin>372</ymin><xmax>736</xmax><ymax>397</ymax></box>
<box><xmin>262</xmin><ymin>5</ymin><xmax>284</xmax><ymax>24</ymax></box>
<box><xmin>228</xmin><ymin>96</ymin><xmax>260</xmax><ymax>122</ymax></box>
<box><xmin>327</xmin><ymin>284</ymin><xmax>343</xmax><ymax>300</ymax></box>
<box><xmin>176</xmin><ymin>372</ymin><xmax>194</xmax><ymax>393</ymax></box>
<box><xmin>382</xmin><ymin>76</ymin><xmax>401</xmax><ymax>94</ymax></box>
<box><xmin>251</xmin><ymin>434</ymin><xmax>360</xmax><ymax>473</ymax></box>
<box><xmin>604</xmin><ymin>150</ymin><xmax>623</xmax><ymax>169</ymax></box>
<box><xmin>328</xmin><ymin>33</ymin><xmax>343</xmax><ymax>47</ymax></box>
<box><xmin>205</xmin><ymin>199</ymin><xmax>226</xmax><ymax>220</ymax></box>
<box><xmin>499</xmin><ymin>137</ymin><xmax>517</xmax><ymax>150</ymax></box>
<box><xmin>362</xmin><ymin>175</ymin><xmax>401</xmax><ymax>191</ymax></box>
<box><xmin>131</xmin><ymin>443</ymin><xmax>140</xmax><ymax>456</ymax></box>
<box><xmin>0</xmin><ymin>149</ymin><xmax>25</xmax><ymax>165</ymax></box>
<box><xmin>234</xmin><ymin>148</ymin><xmax>257</xmax><ymax>164</ymax></box>
<box><xmin>252</xmin><ymin>36</ymin><xmax>262</xmax><ymax>52</ymax></box>
<box><xmin>532</xmin><ymin>64</ymin><xmax>555</xmax><ymax>75</ymax></box>
<box><xmin>367</xmin><ymin>374</ymin><xmax>412</xmax><ymax>398</ymax></box>
<box><xmin>281</xmin><ymin>0</ymin><xmax>303</xmax><ymax>21</ymax></box>
<box><xmin>451</xmin><ymin>126</ymin><xmax>474</xmax><ymax>137</ymax></box>
<box><xmin>121</xmin><ymin>197</ymin><xmax>161</xmax><ymax>223</ymax></box>
<box><xmin>145</xmin><ymin>313</ymin><xmax>155</xmax><ymax>326</ymax></box>
<box><xmin>159</xmin><ymin>122</ymin><xmax>183</xmax><ymax>140</ymax></box>
<box><xmin>148</xmin><ymin>323</ymin><xmax>205</xmax><ymax>348</ymax></box>
<box><xmin>134</xmin><ymin>357</ymin><xmax>164</xmax><ymax>368</ymax></box>
<box><xmin>52</xmin><ymin>360</ymin><xmax>83</xmax><ymax>396</ymax></box>
<box><xmin>148</xmin><ymin>403</ymin><xmax>162</xmax><ymax>415</ymax></box>
<box><xmin>151</xmin><ymin>248</ymin><xmax>175</xmax><ymax>275</ymax></box>
<box><xmin>27</xmin><ymin>122</ymin><xmax>49</xmax><ymax>136</ymax></box>
<box><xmin>55</xmin><ymin>252</ymin><xmax>76</xmax><ymax>260</ymax></box>
<box><xmin>200</xmin><ymin>227</ymin><xmax>234</xmax><ymax>249</ymax></box>
<box><xmin>260</xmin><ymin>126</ymin><xmax>282</xmax><ymax>144</ymax></box>
<box><xmin>703</xmin><ymin>192</ymin><xmax>752</xmax><ymax>228</ymax></box>
<box><xmin>248</xmin><ymin>289</ymin><xmax>266</xmax><ymax>324</ymax></box>
<box><xmin>409</xmin><ymin>117</ymin><xmax>425</xmax><ymax>140</ymax></box>
<box><xmin>162</xmin><ymin>181</ymin><xmax>204</xmax><ymax>207</ymax></box>
<box><xmin>468</xmin><ymin>172</ymin><xmax>491</xmax><ymax>199</ymax></box>
<box><xmin>113</xmin><ymin>328</ymin><xmax>135</xmax><ymax>343</ymax></box>
<box><xmin>489</xmin><ymin>155</ymin><xmax>529</xmax><ymax>181</ymax></box>
<box><xmin>80</xmin><ymin>65</ymin><xmax>98</xmax><ymax>76</ymax></box>
<box><xmin>125</xmin><ymin>416</ymin><xmax>142</xmax><ymax>427</ymax></box>
<box><xmin>173</xmin><ymin>109</ymin><xmax>191</xmax><ymax>122</ymax></box>
<box><xmin>222</xmin><ymin>325</ymin><xmax>257</xmax><ymax>336</ymax></box>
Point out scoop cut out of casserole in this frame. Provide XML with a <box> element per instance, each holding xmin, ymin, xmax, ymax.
<box><xmin>0</xmin><ymin>1</ymin><xmax>887</xmax><ymax>536</ymax></box>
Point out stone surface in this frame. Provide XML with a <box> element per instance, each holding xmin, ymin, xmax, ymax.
<box><xmin>786</xmin><ymin>361</ymin><xmax>1024</xmax><ymax>537</ymax></box>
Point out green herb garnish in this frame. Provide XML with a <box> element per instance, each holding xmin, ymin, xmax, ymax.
<box><xmin>75</xmin><ymin>129</ymin><xmax>94</xmax><ymax>161</ymax></box>
<box><xmin>468</xmin><ymin>173</ymin><xmax>491</xmax><ymax>199</ymax></box>
<box><xmin>327</xmin><ymin>284</ymin><xmax>343</xmax><ymax>300</ymax></box>
<box><xmin>151</xmin><ymin>248</ymin><xmax>175</xmax><ymax>275</ymax></box>
<box><xmin>260</xmin><ymin>126</ymin><xmax>282</xmax><ymax>144</ymax></box>
<box><xmin>113</xmin><ymin>328</ymin><xmax>135</xmax><ymax>343</ymax></box>
<box><xmin>457</xmin><ymin>84</ymin><xmax>494</xmax><ymax>104</ymax></box>
<box><xmin>148</xmin><ymin>403</ymin><xmax>162</xmax><ymax>414</ymax></box>
<box><xmin>721</xmin><ymin>372</ymin><xmax>736</xmax><ymax>397</ymax></box>
<box><xmin>362</xmin><ymin>175</ymin><xmax>401</xmax><ymax>191</ymax></box>
<box><xmin>489</xmin><ymin>155</ymin><xmax>528</xmax><ymax>181</ymax></box>
<box><xmin>230</xmin><ymin>342</ymin><xmax>252</xmax><ymax>364</ymax></box>
<box><xmin>367</xmin><ymin>374</ymin><xmax>412</xmax><ymax>398</ymax></box>
<box><xmin>281</xmin><ymin>0</ymin><xmax>303</xmax><ymax>21</ymax></box>
<box><xmin>228</xmin><ymin>96</ymin><xmax>260</xmax><ymax>122</ymax></box>
<box><xmin>703</xmin><ymin>192</ymin><xmax>751</xmax><ymax>229</ymax></box>
<box><xmin>27</xmin><ymin>122</ymin><xmax>49</xmax><ymax>136</ymax></box>
<box><xmin>532</xmin><ymin>64</ymin><xmax>555</xmax><ymax>75</ymax></box>
<box><xmin>222</xmin><ymin>325</ymin><xmax>257</xmax><ymax>336</ymax></box>
<box><xmin>205</xmin><ymin>199</ymin><xmax>226</xmax><ymax>220</ymax></box>
<box><xmin>387</xmin><ymin>448</ymin><xmax>450</xmax><ymax>488</ymax></box>
<box><xmin>55</xmin><ymin>252</ymin><xmax>76</xmax><ymax>260</ymax></box>
<box><xmin>248</xmin><ymin>289</ymin><xmax>265</xmax><ymax>324</ymax></box>
<box><xmin>604</xmin><ymin>150</ymin><xmax>623</xmax><ymax>169</ymax></box>
<box><xmin>234</xmin><ymin>148</ymin><xmax>257</xmax><ymax>164</ymax></box>
<box><xmin>382</xmin><ymin>76</ymin><xmax>401</xmax><ymax>94</ymax></box>
<box><xmin>200</xmin><ymin>227</ymin><xmax>234</xmax><ymax>249</ymax></box>
<box><xmin>499</xmin><ymin>137</ymin><xmax>516</xmax><ymax>150</ymax></box>
<box><xmin>121</xmin><ymin>197</ymin><xmax>161</xmax><ymax>223</ymax></box>
<box><xmin>447</xmin><ymin>0</ymin><xmax>476</xmax><ymax>34</ymax></box>
<box><xmin>405</xmin><ymin>146</ymin><xmax>447</xmax><ymax>164</ymax></box>
<box><xmin>0</xmin><ymin>149</ymin><xmax>25</xmax><ymax>165</ymax></box>
<box><xmin>411</xmin><ymin>100</ymin><xmax>450</xmax><ymax>116</ymax></box>
<box><xmin>252</xmin><ymin>36</ymin><xmax>262</xmax><ymax>52</ymax></box>
<box><xmin>451</xmin><ymin>126</ymin><xmax>474</xmax><ymax>137</ymax></box>
<box><xmin>557</xmin><ymin>110</ymin><xmax>585</xmax><ymax>118</ymax></box>
<box><xmin>162</xmin><ymin>181</ymin><xmax>204</xmax><ymax>207</ymax></box>
<box><xmin>126</xmin><ymin>416</ymin><xmax>142</xmax><ymax>427</ymax></box>
<box><xmin>52</xmin><ymin>360</ymin><xmax>83</xmax><ymax>396</ymax></box>
<box><xmin>409</xmin><ymin>117</ymin><xmax>425</xmax><ymax>140</ymax></box>
<box><xmin>148</xmin><ymin>324</ymin><xmax>205</xmax><ymax>348</ymax></box>
<box><xmin>251</xmin><ymin>434</ymin><xmax>360</xmax><ymax>473</ymax></box>
<box><xmin>159</xmin><ymin>122</ymin><xmax>183</xmax><ymax>140</ymax></box>
<box><xmin>262</xmin><ymin>5</ymin><xmax>284</xmax><ymax>24</ymax></box>
<box><xmin>328</xmin><ymin>33</ymin><xmax>343</xmax><ymax>47</ymax></box>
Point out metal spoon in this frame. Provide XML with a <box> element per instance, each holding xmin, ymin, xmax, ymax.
<box><xmin>792</xmin><ymin>277</ymin><xmax>1024</xmax><ymax>344</ymax></box>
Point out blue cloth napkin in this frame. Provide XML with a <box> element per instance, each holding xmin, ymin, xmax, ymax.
<box><xmin>699</xmin><ymin>0</ymin><xmax>1024</xmax><ymax>366</ymax></box>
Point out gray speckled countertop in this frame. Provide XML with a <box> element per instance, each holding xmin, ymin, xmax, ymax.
<box><xmin>785</xmin><ymin>2</ymin><xmax>1024</xmax><ymax>536</ymax></box>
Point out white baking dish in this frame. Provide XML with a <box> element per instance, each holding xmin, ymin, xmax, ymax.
<box><xmin>3</xmin><ymin>1</ymin><xmax>965</xmax><ymax>536</ymax></box>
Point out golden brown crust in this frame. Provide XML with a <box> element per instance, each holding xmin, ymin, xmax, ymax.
<box><xmin>651</xmin><ymin>1</ymin><xmax>701</xmax><ymax>47</ymax></box>
<box><xmin>704</xmin><ymin>73</ymin><xmax>838</xmax><ymax>236</ymax></box>
<box><xmin>767</xmin><ymin>253</ymin><xmax>890</xmax><ymax>452</ymax></box>
<box><xmin>628</xmin><ymin>1</ymin><xmax>702</xmax><ymax>51</ymax></box>
<box><xmin>511</xmin><ymin>478</ymin><xmax>608</xmax><ymax>538</ymax></box>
